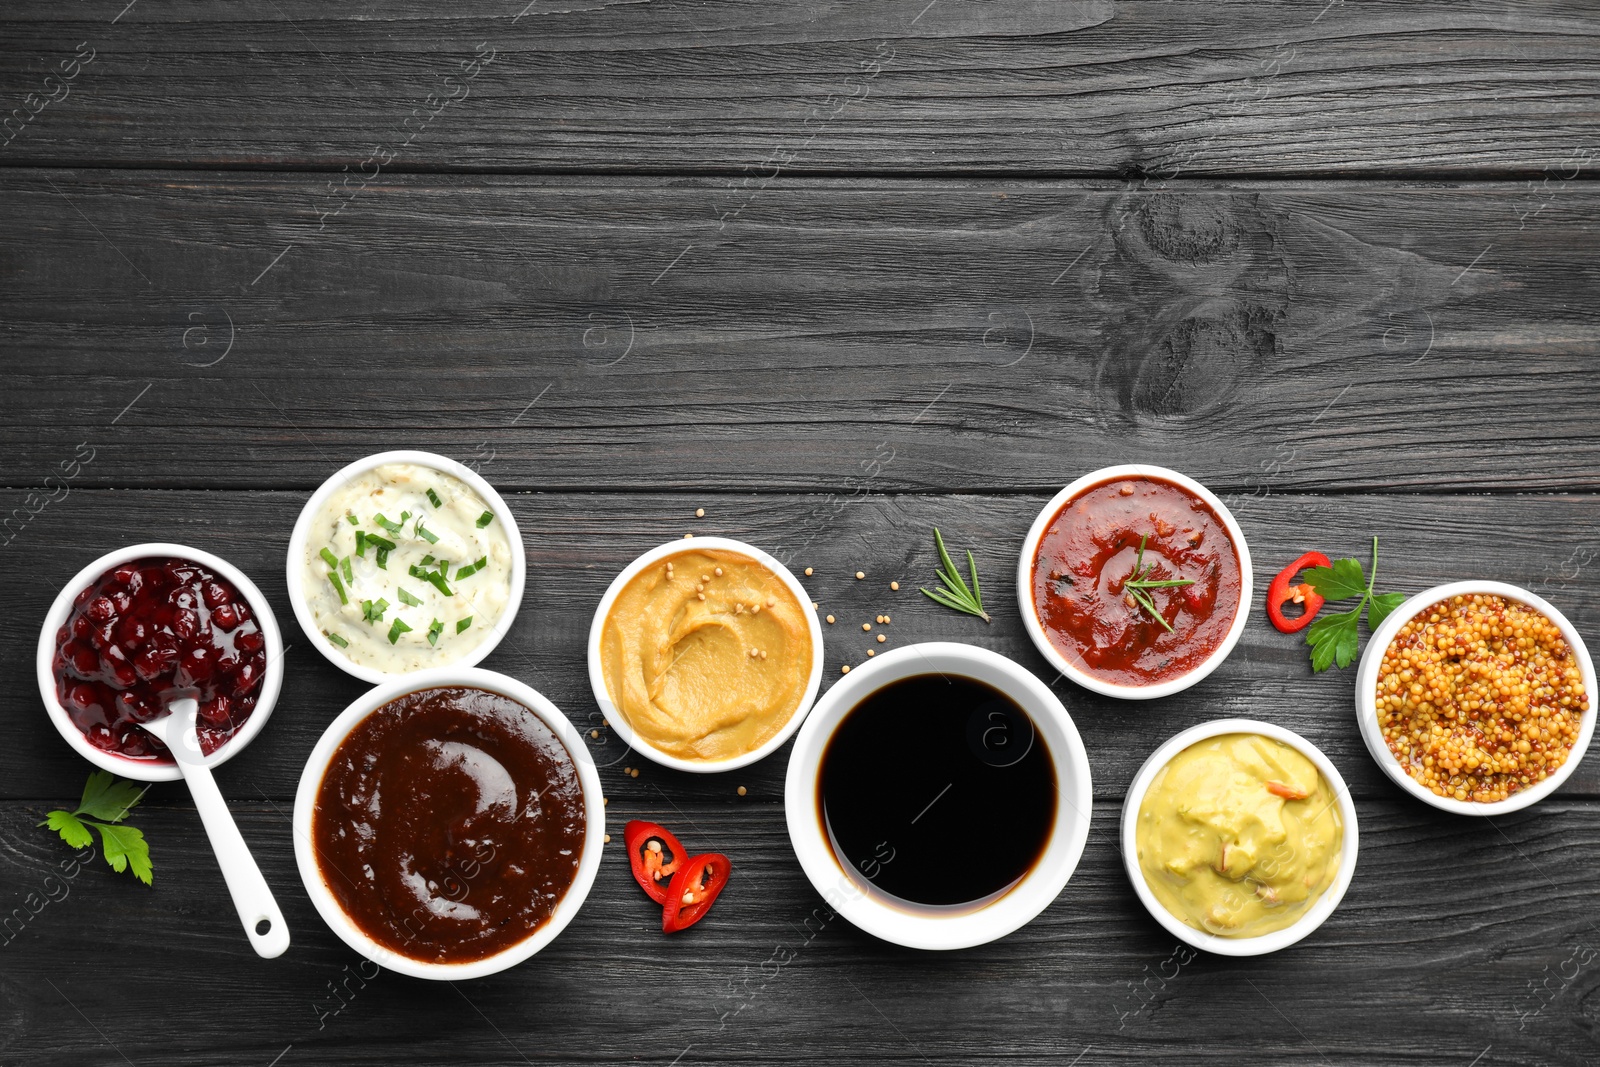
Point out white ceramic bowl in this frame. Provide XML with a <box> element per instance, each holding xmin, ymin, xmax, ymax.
<box><xmin>285</xmin><ymin>449</ymin><xmax>527</xmax><ymax>685</ymax></box>
<box><xmin>37</xmin><ymin>543</ymin><xmax>285</xmax><ymax>783</ymax></box>
<box><xmin>1121</xmin><ymin>718</ymin><xmax>1359</xmax><ymax>957</ymax></box>
<box><xmin>587</xmin><ymin>536</ymin><xmax>824</xmax><ymax>773</ymax></box>
<box><xmin>1355</xmin><ymin>580</ymin><xmax>1597</xmax><ymax>815</ymax></box>
<box><xmin>1016</xmin><ymin>464</ymin><xmax>1253</xmax><ymax>701</ymax></box>
<box><xmin>292</xmin><ymin>666</ymin><xmax>605</xmax><ymax>980</ymax></box>
<box><xmin>785</xmin><ymin>642</ymin><xmax>1093</xmax><ymax>950</ymax></box>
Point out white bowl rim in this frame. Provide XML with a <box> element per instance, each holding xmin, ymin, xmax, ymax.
<box><xmin>36</xmin><ymin>542</ymin><xmax>286</xmax><ymax>783</ymax></box>
<box><xmin>1119</xmin><ymin>717</ymin><xmax>1360</xmax><ymax>957</ymax></box>
<box><xmin>284</xmin><ymin>449</ymin><xmax>527</xmax><ymax>685</ymax></box>
<box><xmin>1014</xmin><ymin>464</ymin><xmax>1254</xmax><ymax>701</ymax></box>
<box><xmin>291</xmin><ymin>666</ymin><xmax>606</xmax><ymax>980</ymax></box>
<box><xmin>586</xmin><ymin>535</ymin><xmax>825</xmax><ymax>773</ymax></box>
<box><xmin>784</xmin><ymin>641</ymin><xmax>1094</xmax><ymax>950</ymax></box>
<box><xmin>1353</xmin><ymin>580</ymin><xmax>1598</xmax><ymax>816</ymax></box>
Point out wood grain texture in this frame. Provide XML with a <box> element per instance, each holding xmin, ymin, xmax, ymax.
<box><xmin>2</xmin><ymin>797</ymin><xmax>1598</xmax><ymax>1066</ymax></box>
<box><xmin>6</xmin><ymin>489</ymin><xmax>1600</xmax><ymax>802</ymax></box>
<box><xmin>1</xmin><ymin>1</ymin><xmax>1598</xmax><ymax>175</ymax></box>
<box><xmin>4</xmin><ymin>174</ymin><xmax>1600</xmax><ymax>493</ymax></box>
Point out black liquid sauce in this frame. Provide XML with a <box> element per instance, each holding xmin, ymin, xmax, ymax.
<box><xmin>817</xmin><ymin>674</ymin><xmax>1057</xmax><ymax>912</ymax></box>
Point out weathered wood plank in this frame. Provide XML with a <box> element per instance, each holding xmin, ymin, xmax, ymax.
<box><xmin>4</xmin><ymin>174</ymin><xmax>1600</xmax><ymax>493</ymax></box>
<box><xmin>6</xmin><ymin>489</ymin><xmax>1600</xmax><ymax>802</ymax></box>
<box><xmin>1</xmin><ymin>797</ymin><xmax>1596</xmax><ymax>1066</ymax></box>
<box><xmin>1</xmin><ymin>1</ymin><xmax>1597</xmax><ymax>175</ymax></box>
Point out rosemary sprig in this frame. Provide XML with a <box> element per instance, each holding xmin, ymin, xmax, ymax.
<box><xmin>1123</xmin><ymin>534</ymin><xmax>1194</xmax><ymax>633</ymax></box>
<box><xmin>921</xmin><ymin>528</ymin><xmax>991</xmax><ymax>623</ymax></box>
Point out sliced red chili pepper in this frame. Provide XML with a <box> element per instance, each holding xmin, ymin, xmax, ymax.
<box><xmin>623</xmin><ymin>820</ymin><xmax>687</xmax><ymax>907</ymax></box>
<box><xmin>661</xmin><ymin>853</ymin><xmax>731</xmax><ymax>934</ymax></box>
<box><xmin>1266</xmin><ymin>551</ymin><xmax>1332</xmax><ymax>634</ymax></box>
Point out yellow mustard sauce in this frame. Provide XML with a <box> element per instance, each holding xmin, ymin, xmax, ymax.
<box><xmin>1136</xmin><ymin>733</ymin><xmax>1343</xmax><ymax>938</ymax></box>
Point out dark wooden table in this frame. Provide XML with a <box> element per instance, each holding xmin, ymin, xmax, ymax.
<box><xmin>4</xmin><ymin>2</ymin><xmax>1600</xmax><ymax>1064</ymax></box>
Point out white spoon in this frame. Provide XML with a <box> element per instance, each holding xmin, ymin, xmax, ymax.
<box><xmin>140</xmin><ymin>697</ymin><xmax>290</xmax><ymax>958</ymax></box>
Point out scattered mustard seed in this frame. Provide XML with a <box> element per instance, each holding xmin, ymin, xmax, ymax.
<box><xmin>867</xmin><ymin>649</ymin><xmax>875</xmax><ymax>656</ymax></box>
<box><xmin>603</xmin><ymin>797</ymin><xmax>609</xmax><ymax>805</ymax></box>
<box><xmin>591</xmin><ymin>729</ymin><xmax>600</xmax><ymax>739</ymax></box>
<box><xmin>631</xmin><ymin>768</ymin><xmax>640</xmax><ymax>778</ymax></box>
<box><xmin>826</xmin><ymin>615</ymin><xmax>835</xmax><ymax>624</ymax></box>
<box><xmin>683</xmin><ymin>533</ymin><xmax>694</xmax><ymax>539</ymax></box>
<box><xmin>841</xmin><ymin>665</ymin><xmax>851</xmax><ymax>674</ymax></box>
<box><xmin>877</xmin><ymin>634</ymin><xmax>886</xmax><ymax>643</ymax></box>
<box><xmin>805</xmin><ymin>567</ymin><xmax>814</xmax><ymax>576</ymax></box>
<box><xmin>604</xmin><ymin>834</ymin><xmax>612</xmax><ymax>843</ymax></box>
<box><xmin>696</xmin><ymin>507</ymin><xmax>705</xmax><ymax>517</ymax></box>
<box><xmin>855</xmin><ymin>571</ymin><xmax>866</xmax><ymax>580</ymax></box>
<box><xmin>890</xmin><ymin>581</ymin><xmax>900</xmax><ymax>591</ymax></box>
<box><xmin>715</xmin><ymin>566</ymin><xmax>723</xmax><ymax>576</ymax></box>
<box><xmin>737</xmin><ymin>786</ymin><xmax>747</xmax><ymax>797</ymax></box>
<box><xmin>862</xmin><ymin>623</ymin><xmax>872</xmax><ymax>632</ymax></box>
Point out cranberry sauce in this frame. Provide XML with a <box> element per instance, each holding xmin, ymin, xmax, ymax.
<box><xmin>52</xmin><ymin>556</ymin><xmax>267</xmax><ymax>760</ymax></box>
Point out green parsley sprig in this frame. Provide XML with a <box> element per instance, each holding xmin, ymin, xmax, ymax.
<box><xmin>1303</xmin><ymin>536</ymin><xmax>1406</xmax><ymax>672</ymax></box>
<box><xmin>921</xmin><ymin>528</ymin><xmax>990</xmax><ymax>623</ymax></box>
<box><xmin>38</xmin><ymin>771</ymin><xmax>153</xmax><ymax>885</ymax></box>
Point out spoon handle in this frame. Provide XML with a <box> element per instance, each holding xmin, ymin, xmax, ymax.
<box><xmin>182</xmin><ymin>757</ymin><xmax>292</xmax><ymax>958</ymax></box>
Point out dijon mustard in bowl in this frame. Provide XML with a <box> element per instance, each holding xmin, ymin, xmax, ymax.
<box><xmin>586</xmin><ymin>537</ymin><xmax>823</xmax><ymax>773</ymax></box>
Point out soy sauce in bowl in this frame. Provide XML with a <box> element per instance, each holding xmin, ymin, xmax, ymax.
<box><xmin>816</xmin><ymin>674</ymin><xmax>1057</xmax><ymax>913</ymax></box>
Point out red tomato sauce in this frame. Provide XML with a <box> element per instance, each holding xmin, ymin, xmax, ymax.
<box><xmin>1030</xmin><ymin>476</ymin><xmax>1242</xmax><ymax>687</ymax></box>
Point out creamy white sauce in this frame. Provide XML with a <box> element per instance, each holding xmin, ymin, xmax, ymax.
<box><xmin>303</xmin><ymin>463</ymin><xmax>514</xmax><ymax>673</ymax></box>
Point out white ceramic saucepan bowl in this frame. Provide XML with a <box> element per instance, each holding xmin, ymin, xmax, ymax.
<box><xmin>1121</xmin><ymin>718</ymin><xmax>1359</xmax><ymax>957</ymax></box>
<box><xmin>1354</xmin><ymin>580</ymin><xmax>1597</xmax><ymax>816</ymax></box>
<box><xmin>38</xmin><ymin>542</ymin><xmax>285</xmax><ymax>783</ymax></box>
<box><xmin>1016</xmin><ymin>464</ymin><xmax>1253</xmax><ymax>701</ymax></box>
<box><xmin>588</xmin><ymin>536</ymin><xmax>824</xmax><ymax>773</ymax></box>
<box><xmin>293</xmin><ymin>667</ymin><xmax>605</xmax><ymax>980</ymax></box>
<box><xmin>785</xmin><ymin>642</ymin><xmax>1093</xmax><ymax>951</ymax></box>
<box><xmin>285</xmin><ymin>449</ymin><xmax>527</xmax><ymax>685</ymax></box>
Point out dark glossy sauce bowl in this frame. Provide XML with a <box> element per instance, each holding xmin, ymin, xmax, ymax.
<box><xmin>293</xmin><ymin>667</ymin><xmax>604</xmax><ymax>979</ymax></box>
<box><xmin>785</xmin><ymin>643</ymin><xmax>1092</xmax><ymax>950</ymax></box>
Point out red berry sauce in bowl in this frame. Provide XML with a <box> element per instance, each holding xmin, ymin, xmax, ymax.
<box><xmin>38</xmin><ymin>544</ymin><xmax>284</xmax><ymax>782</ymax></box>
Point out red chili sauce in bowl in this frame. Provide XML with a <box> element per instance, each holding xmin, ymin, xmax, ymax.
<box><xmin>1030</xmin><ymin>477</ymin><xmax>1243</xmax><ymax>687</ymax></box>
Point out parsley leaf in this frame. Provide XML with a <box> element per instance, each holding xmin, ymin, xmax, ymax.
<box><xmin>75</xmin><ymin>769</ymin><xmax>146</xmax><ymax>822</ymax></box>
<box><xmin>93</xmin><ymin>822</ymin><xmax>153</xmax><ymax>885</ymax></box>
<box><xmin>42</xmin><ymin>809</ymin><xmax>94</xmax><ymax>850</ymax></box>
<box><xmin>1368</xmin><ymin>591</ymin><xmax>1408</xmax><ymax>631</ymax></box>
<box><xmin>37</xmin><ymin>771</ymin><xmax>154</xmax><ymax>884</ymax></box>
<box><xmin>1300</xmin><ymin>557</ymin><xmax>1367</xmax><ymax>601</ymax></box>
<box><xmin>1307</xmin><ymin>607</ymin><xmax>1362</xmax><ymax>672</ymax></box>
<box><xmin>1301</xmin><ymin>536</ymin><xmax>1405</xmax><ymax>673</ymax></box>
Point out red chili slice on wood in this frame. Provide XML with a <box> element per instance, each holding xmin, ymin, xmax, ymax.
<box><xmin>623</xmin><ymin>820</ymin><xmax>687</xmax><ymax>907</ymax></box>
<box><xmin>662</xmin><ymin>853</ymin><xmax>731</xmax><ymax>934</ymax></box>
<box><xmin>1266</xmin><ymin>551</ymin><xmax>1332</xmax><ymax>633</ymax></box>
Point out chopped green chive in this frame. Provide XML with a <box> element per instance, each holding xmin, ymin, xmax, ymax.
<box><xmin>408</xmin><ymin>564</ymin><xmax>453</xmax><ymax>597</ymax></box>
<box><xmin>355</xmin><ymin>530</ymin><xmax>367</xmax><ymax>557</ymax></box>
<box><xmin>398</xmin><ymin>587</ymin><xmax>423</xmax><ymax>607</ymax></box>
<box><xmin>420</xmin><ymin>554</ymin><xmax>436</xmax><ymax>565</ymax></box>
<box><xmin>327</xmin><ymin>569</ymin><xmax>349</xmax><ymax>606</ymax></box>
<box><xmin>361</xmin><ymin>598</ymin><xmax>389</xmax><ymax>624</ymax></box>
<box><xmin>373</xmin><ymin>513</ymin><xmax>403</xmax><ymax>535</ymax></box>
<box><xmin>340</xmin><ymin>555</ymin><xmax>353</xmax><ymax>583</ymax></box>
<box><xmin>476</xmin><ymin>510</ymin><xmax>494</xmax><ymax>528</ymax></box>
<box><xmin>437</xmin><ymin>560</ymin><xmax>451</xmax><ymax>579</ymax></box>
<box><xmin>427</xmin><ymin>488</ymin><xmax>442</xmax><ymax>509</ymax></box>
<box><xmin>326</xmin><ymin>631</ymin><xmax>349</xmax><ymax>648</ymax></box>
<box><xmin>387</xmin><ymin>618</ymin><xmax>412</xmax><ymax>645</ymax></box>
<box><xmin>456</xmin><ymin>617</ymin><xmax>473</xmax><ymax>634</ymax></box>
<box><xmin>375</xmin><ymin>547</ymin><xmax>389</xmax><ymax>570</ymax></box>
<box><xmin>455</xmin><ymin>556</ymin><xmax>490</xmax><ymax>580</ymax></box>
<box><xmin>416</xmin><ymin>521</ymin><xmax>439</xmax><ymax>545</ymax></box>
<box><xmin>427</xmin><ymin>618</ymin><xmax>444</xmax><ymax>646</ymax></box>
<box><xmin>346</xmin><ymin>513</ymin><xmax>359</xmax><ymax>526</ymax></box>
<box><xmin>319</xmin><ymin>547</ymin><xmax>339</xmax><ymax>569</ymax></box>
